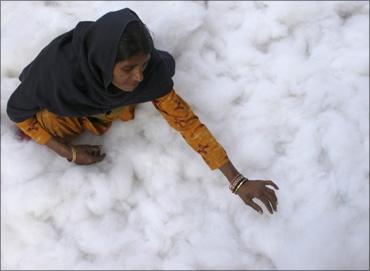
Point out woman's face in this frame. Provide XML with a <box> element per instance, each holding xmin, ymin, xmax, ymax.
<box><xmin>112</xmin><ymin>52</ymin><xmax>151</xmax><ymax>92</ymax></box>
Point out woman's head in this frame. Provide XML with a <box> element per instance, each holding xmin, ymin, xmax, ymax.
<box><xmin>112</xmin><ymin>21</ymin><xmax>153</xmax><ymax>92</ymax></box>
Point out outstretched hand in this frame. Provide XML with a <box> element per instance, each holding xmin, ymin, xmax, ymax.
<box><xmin>236</xmin><ymin>179</ymin><xmax>279</xmax><ymax>214</ymax></box>
<box><xmin>70</xmin><ymin>144</ymin><xmax>106</xmax><ymax>165</ymax></box>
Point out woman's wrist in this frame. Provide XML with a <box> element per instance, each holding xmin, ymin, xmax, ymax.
<box><xmin>45</xmin><ymin>137</ymin><xmax>72</xmax><ymax>159</ymax></box>
<box><xmin>218</xmin><ymin>160</ymin><xmax>241</xmax><ymax>184</ymax></box>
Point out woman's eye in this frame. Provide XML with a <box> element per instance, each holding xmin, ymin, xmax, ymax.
<box><xmin>122</xmin><ymin>62</ymin><xmax>148</xmax><ymax>73</ymax></box>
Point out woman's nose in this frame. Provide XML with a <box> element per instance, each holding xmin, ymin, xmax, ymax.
<box><xmin>133</xmin><ymin>67</ymin><xmax>143</xmax><ymax>82</ymax></box>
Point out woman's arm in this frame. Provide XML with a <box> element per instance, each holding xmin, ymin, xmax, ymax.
<box><xmin>44</xmin><ymin>137</ymin><xmax>105</xmax><ymax>165</ymax></box>
<box><xmin>44</xmin><ymin>137</ymin><xmax>73</xmax><ymax>159</ymax></box>
<box><xmin>152</xmin><ymin>89</ymin><xmax>230</xmax><ymax>170</ymax></box>
<box><xmin>153</xmin><ymin>89</ymin><xmax>279</xmax><ymax>214</ymax></box>
<box><xmin>16</xmin><ymin>116</ymin><xmax>105</xmax><ymax>165</ymax></box>
<box><xmin>218</xmin><ymin>160</ymin><xmax>240</xmax><ymax>182</ymax></box>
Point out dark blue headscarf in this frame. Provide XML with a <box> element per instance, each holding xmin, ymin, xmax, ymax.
<box><xmin>7</xmin><ymin>8</ymin><xmax>175</xmax><ymax>122</ymax></box>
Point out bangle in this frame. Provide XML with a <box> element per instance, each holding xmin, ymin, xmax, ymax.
<box><xmin>234</xmin><ymin>179</ymin><xmax>247</xmax><ymax>194</ymax></box>
<box><xmin>230</xmin><ymin>173</ymin><xmax>242</xmax><ymax>184</ymax></box>
<box><xmin>67</xmin><ymin>145</ymin><xmax>77</xmax><ymax>163</ymax></box>
<box><xmin>229</xmin><ymin>173</ymin><xmax>244</xmax><ymax>192</ymax></box>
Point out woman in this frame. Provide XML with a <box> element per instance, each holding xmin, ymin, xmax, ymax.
<box><xmin>7</xmin><ymin>8</ymin><xmax>279</xmax><ymax>215</ymax></box>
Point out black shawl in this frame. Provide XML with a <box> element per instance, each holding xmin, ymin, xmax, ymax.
<box><xmin>7</xmin><ymin>8</ymin><xmax>175</xmax><ymax>123</ymax></box>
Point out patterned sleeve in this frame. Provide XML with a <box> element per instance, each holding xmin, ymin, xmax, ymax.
<box><xmin>152</xmin><ymin>89</ymin><xmax>230</xmax><ymax>170</ymax></box>
<box><xmin>16</xmin><ymin>116</ymin><xmax>52</xmax><ymax>144</ymax></box>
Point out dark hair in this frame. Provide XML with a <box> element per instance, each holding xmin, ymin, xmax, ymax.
<box><xmin>115</xmin><ymin>21</ymin><xmax>154</xmax><ymax>63</ymax></box>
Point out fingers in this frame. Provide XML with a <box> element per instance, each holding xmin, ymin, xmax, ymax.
<box><xmin>263</xmin><ymin>191</ymin><xmax>277</xmax><ymax>212</ymax></box>
<box><xmin>260</xmin><ymin>197</ymin><xmax>274</xmax><ymax>214</ymax></box>
<box><xmin>263</xmin><ymin>182</ymin><xmax>279</xmax><ymax>211</ymax></box>
<box><xmin>264</xmin><ymin>180</ymin><xmax>279</xmax><ymax>190</ymax></box>
<box><xmin>82</xmin><ymin>145</ymin><xmax>104</xmax><ymax>157</ymax></box>
<box><xmin>73</xmin><ymin>144</ymin><xmax>105</xmax><ymax>165</ymax></box>
<box><xmin>238</xmin><ymin>179</ymin><xmax>279</xmax><ymax>215</ymax></box>
<box><xmin>246</xmin><ymin>200</ymin><xmax>264</xmax><ymax>215</ymax></box>
<box><xmin>265</xmin><ymin>187</ymin><xmax>278</xmax><ymax>205</ymax></box>
<box><xmin>77</xmin><ymin>144</ymin><xmax>103</xmax><ymax>151</ymax></box>
<box><xmin>89</xmin><ymin>147</ymin><xmax>105</xmax><ymax>162</ymax></box>
<box><xmin>90</xmin><ymin>148</ymin><xmax>101</xmax><ymax>157</ymax></box>
<box><xmin>89</xmin><ymin>145</ymin><xmax>103</xmax><ymax>154</ymax></box>
<box><xmin>92</xmin><ymin>152</ymin><xmax>106</xmax><ymax>163</ymax></box>
<box><xmin>91</xmin><ymin>145</ymin><xmax>103</xmax><ymax>151</ymax></box>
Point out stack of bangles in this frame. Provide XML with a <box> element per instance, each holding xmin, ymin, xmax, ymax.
<box><xmin>229</xmin><ymin>173</ymin><xmax>249</xmax><ymax>194</ymax></box>
<box><xmin>67</xmin><ymin>145</ymin><xmax>77</xmax><ymax>163</ymax></box>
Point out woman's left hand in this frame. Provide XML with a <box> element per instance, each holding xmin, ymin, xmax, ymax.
<box><xmin>236</xmin><ymin>179</ymin><xmax>279</xmax><ymax>215</ymax></box>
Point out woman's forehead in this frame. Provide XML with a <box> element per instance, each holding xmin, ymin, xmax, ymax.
<box><xmin>120</xmin><ymin>53</ymin><xmax>151</xmax><ymax>67</ymax></box>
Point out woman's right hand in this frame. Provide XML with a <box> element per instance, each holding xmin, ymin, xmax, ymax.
<box><xmin>70</xmin><ymin>144</ymin><xmax>106</xmax><ymax>165</ymax></box>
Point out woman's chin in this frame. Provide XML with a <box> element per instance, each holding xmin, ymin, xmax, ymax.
<box><xmin>116</xmin><ymin>85</ymin><xmax>135</xmax><ymax>92</ymax></box>
<box><xmin>122</xmin><ymin>88</ymin><xmax>135</xmax><ymax>92</ymax></box>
